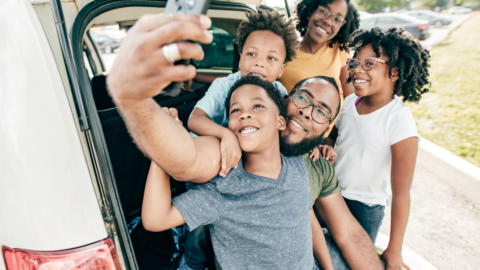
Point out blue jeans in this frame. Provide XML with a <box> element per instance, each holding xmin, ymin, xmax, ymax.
<box><xmin>314</xmin><ymin>198</ymin><xmax>386</xmax><ymax>270</ymax></box>
<box><xmin>343</xmin><ymin>197</ymin><xmax>385</xmax><ymax>244</ymax></box>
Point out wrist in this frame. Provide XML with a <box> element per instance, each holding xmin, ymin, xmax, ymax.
<box><xmin>219</xmin><ymin>128</ymin><xmax>235</xmax><ymax>140</ymax></box>
<box><xmin>385</xmin><ymin>245</ymin><xmax>402</xmax><ymax>254</ymax></box>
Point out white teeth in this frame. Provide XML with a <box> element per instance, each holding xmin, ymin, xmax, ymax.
<box><xmin>240</xmin><ymin>127</ymin><xmax>257</xmax><ymax>134</ymax></box>
<box><xmin>250</xmin><ymin>73</ymin><xmax>265</xmax><ymax>78</ymax></box>
<box><xmin>291</xmin><ymin>120</ymin><xmax>303</xmax><ymax>130</ymax></box>
<box><xmin>355</xmin><ymin>79</ymin><xmax>367</xmax><ymax>83</ymax></box>
<box><xmin>317</xmin><ymin>26</ymin><xmax>327</xmax><ymax>34</ymax></box>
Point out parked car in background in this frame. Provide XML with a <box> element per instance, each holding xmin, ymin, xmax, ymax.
<box><xmin>358</xmin><ymin>10</ymin><xmax>372</xmax><ymax>20</ymax></box>
<box><xmin>91</xmin><ymin>32</ymin><xmax>122</xmax><ymax>54</ymax></box>
<box><xmin>448</xmin><ymin>6</ymin><xmax>472</xmax><ymax>14</ymax></box>
<box><xmin>406</xmin><ymin>10</ymin><xmax>452</xmax><ymax>27</ymax></box>
<box><xmin>359</xmin><ymin>13</ymin><xmax>430</xmax><ymax>40</ymax></box>
<box><xmin>394</xmin><ymin>9</ymin><xmax>408</xmax><ymax>14</ymax></box>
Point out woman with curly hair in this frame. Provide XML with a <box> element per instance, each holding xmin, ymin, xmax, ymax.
<box><xmin>278</xmin><ymin>0</ymin><xmax>359</xmax><ymax>97</ymax></box>
<box><xmin>318</xmin><ymin>27</ymin><xmax>430</xmax><ymax>270</ymax></box>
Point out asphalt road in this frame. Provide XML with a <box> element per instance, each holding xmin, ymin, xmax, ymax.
<box><xmin>379</xmin><ymin>162</ymin><xmax>480</xmax><ymax>270</ymax></box>
<box><xmin>420</xmin><ymin>13</ymin><xmax>472</xmax><ymax>50</ymax></box>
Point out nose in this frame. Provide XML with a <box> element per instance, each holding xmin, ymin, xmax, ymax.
<box><xmin>299</xmin><ymin>105</ymin><xmax>313</xmax><ymax>120</ymax></box>
<box><xmin>353</xmin><ymin>61</ymin><xmax>364</xmax><ymax>73</ymax></box>
<box><xmin>240</xmin><ymin>110</ymin><xmax>253</xmax><ymax>120</ymax></box>
<box><xmin>254</xmin><ymin>59</ymin><xmax>266</xmax><ymax>68</ymax></box>
<box><xmin>323</xmin><ymin>15</ymin><xmax>333</xmax><ymax>26</ymax></box>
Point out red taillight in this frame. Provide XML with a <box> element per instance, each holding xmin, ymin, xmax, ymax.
<box><xmin>418</xmin><ymin>24</ymin><xmax>428</xmax><ymax>30</ymax></box>
<box><xmin>2</xmin><ymin>238</ymin><xmax>122</xmax><ymax>270</ymax></box>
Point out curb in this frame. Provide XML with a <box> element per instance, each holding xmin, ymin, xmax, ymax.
<box><xmin>420</xmin><ymin>14</ymin><xmax>472</xmax><ymax>50</ymax></box>
<box><xmin>376</xmin><ymin>233</ymin><xmax>438</xmax><ymax>270</ymax></box>
<box><xmin>417</xmin><ymin>138</ymin><xmax>480</xmax><ymax>206</ymax></box>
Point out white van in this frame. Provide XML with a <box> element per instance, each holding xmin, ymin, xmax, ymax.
<box><xmin>0</xmin><ymin>0</ymin><xmax>260</xmax><ymax>269</ymax></box>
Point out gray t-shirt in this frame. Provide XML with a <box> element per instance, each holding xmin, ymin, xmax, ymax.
<box><xmin>172</xmin><ymin>155</ymin><xmax>314</xmax><ymax>270</ymax></box>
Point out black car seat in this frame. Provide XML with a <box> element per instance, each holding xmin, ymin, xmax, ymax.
<box><xmin>91</xmin><ymin>74</ymin><xmax>203</xmax><ymax>269</ymax></box>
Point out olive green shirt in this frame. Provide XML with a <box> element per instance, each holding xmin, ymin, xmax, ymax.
<box><xmin>301</xmin><ymin>153</ymin><xmax>340</xmax><ymax>205</ymax></box>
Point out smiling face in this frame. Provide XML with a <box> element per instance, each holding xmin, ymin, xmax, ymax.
<box><xmin>350</xmin><ymin>44</ymin><xmax>397</xmax><ymax>98</ymax></box>
<box><xmin>305</xmin><ymin>0</ymin><xmax>348</xmax><ymax>45</ymax></box>
<box><xmin>228</xmin><ymin>84</ymin><xmax>286</xmax><ymax>153</ymax></box>
<box><xmin>239</xmin><ymin>30</ymin><xmax>287</xmax><ymax>83</ymax></box>
<box><xmin>281</xmin><ymin>78</ymin><xmax>340</xmax><ymax>146</ymax></box>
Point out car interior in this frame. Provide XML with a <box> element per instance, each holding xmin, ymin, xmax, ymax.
<box><xmin>76</xmin><ymin>2</ymin><xmax>253</xmax><ymax>269</ymax></box>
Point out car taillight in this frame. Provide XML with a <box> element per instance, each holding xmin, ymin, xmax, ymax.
<box><xmin>418</xmin><ymin>24</ymin><xmax>428</xmax><ymax>30</ymax></box>
<box><xmin>2</xmin><ymin>238</ymin><xmax>122</xmax><ymax>270</ymax></box>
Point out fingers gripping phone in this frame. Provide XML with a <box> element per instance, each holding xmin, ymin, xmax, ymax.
<box><xmin>161</xmin><ymin>0</ymin><xmax>211</xmax><ymax>97</ymax></box>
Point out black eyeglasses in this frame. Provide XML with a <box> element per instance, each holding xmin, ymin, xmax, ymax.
<box><xmin>291</xmin><ymin>90</ymin><xmax>333</xmax><ymax>124</ymax></box>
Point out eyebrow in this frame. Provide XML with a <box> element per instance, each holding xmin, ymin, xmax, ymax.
<box><xmin>301</xmin><ymin>89</ymin><xmax>333</xmax><ymax>114</ymax></box>
<box><xmin>248</xmin><ymin>45</ymin><xmax>279</xmax><ymax>54</ymax></box>
<box><xmin>322</xmin><ymin>5</ymin><xmax>345</xmax><ymax>17</ymax></box>
<box><xmin>230</xmin><ymin>97</ymin><xmax>266</xmax><ymax>108</ymax></box>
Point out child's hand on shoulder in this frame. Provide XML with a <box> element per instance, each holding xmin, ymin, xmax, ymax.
<box><xmin>219</xmin><ymin>130</ymin><xmax>242</xmax><ymax>177</ymax></box>
<box><xmin>310</xmin><ymin>145</ymin><xmax>336</xmax><ymax>163</ymax></box>
<box><xmin>381</xmin><ymin>248</ymin><xmax>410</xmax><ymax>270</ymax></box>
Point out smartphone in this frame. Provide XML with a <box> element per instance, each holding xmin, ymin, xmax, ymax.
<box><xmin>161</xmin><ymin>0</ymin><xmax>211</xmax><ymax>97</ymax></box>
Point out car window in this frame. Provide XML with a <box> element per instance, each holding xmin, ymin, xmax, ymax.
<box><xmin>193</xmin><ymin>27</ymin><xmax>234</xmax><ymax>71</ymax></box>
<box><xmin>88</xmin><ymin>24</ymin><xmax>126</xmax><ymax>73</ymax></box>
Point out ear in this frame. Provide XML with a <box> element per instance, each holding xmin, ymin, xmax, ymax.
<box><xmin>278</xmin><ymin>115</ymin><xmax>287</xmax><ymax>131</ymax></box>
<box><xmin>323</xmin><ymin>125</ymin><xmax>330</xmax><ymax>135</ymax></box>
<box><xmin>277</xmin><ymin>63</ymin><xmax>286</xmax><ymax>79</ymax></box>
<box><xmin>390</xmin><ymin>67</ymin><xmax>399</xmax><ymax>82</ymax></box>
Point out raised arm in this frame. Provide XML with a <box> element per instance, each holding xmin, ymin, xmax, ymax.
<box><xmin>107</xmin><ymin>14</ymin><xmax>222</xmax><ymax>182</ymax></box>
<box><xmin>315</xmin><ymin>193</ymin><xmax>383</xmax><ymax>270</ymax></box>
<box><xmin>142</xmin><ymin>161</ymin><xmax>185</xmax><ymax>232</ymax></box>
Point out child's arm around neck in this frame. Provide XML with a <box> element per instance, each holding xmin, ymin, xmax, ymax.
<box><xmin>188</xmin><ymin>108</ymin><xmax>242</xmax><ymax>177</ymax></box>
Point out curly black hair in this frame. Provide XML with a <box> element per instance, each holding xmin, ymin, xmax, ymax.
<box><xmin>289</xmin><ymin>75</ymin><xmax>341</xmax><ymax>120</ymax></box>
<box><xmin>225</xmin><ymin>76</ymin><xmax>287</xmax><ymax>119</ymax></box>
<box><xmin>236</xmin><ymin>10</ymin><xmax>299</xmax><ymax>63</ymax></box>
<box><xmin>347</xmin><ymin>27</ymin><xmax>430</xmax><ymax>103</ymax></box>
<box><xmin>294</xmin><ymin>0</ymin><xmax>359</xmax><ymax>52</ymax></box>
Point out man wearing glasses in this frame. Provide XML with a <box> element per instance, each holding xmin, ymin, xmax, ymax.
<box><xmin>107</xmin><ymin>13</ymin><xmax>382</xmax><ymax>267</ymax></box>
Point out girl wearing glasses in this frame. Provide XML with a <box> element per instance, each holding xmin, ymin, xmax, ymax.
<box><xmin>278</xmin><ymin>0</ymin><xmax>359</xmax><ymax>98</ymax></box>
<box><xmin>319</xmin><ymin>27</ymin><xmax>430</xmax><ymax>270</ymax></box>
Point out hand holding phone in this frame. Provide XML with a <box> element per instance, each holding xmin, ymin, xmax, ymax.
<box><xmin>161</xmin><ymin>0</ymin><xmax>211</xmax><ymax>97</ymax></box>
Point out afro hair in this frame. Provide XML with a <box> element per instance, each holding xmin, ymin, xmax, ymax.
<box><xmin>294</xmin><ymin>0</ymin><xmax>359</xmax><ymax>52</ymax></box>
<box><xmin>347</xmin><ymin>27</ymin><xmax>430</xmax><ymax>103</ymax></box>
<box><xmin>225</xmin><ymin>75</ymin><xmax>287</xmax><ymax>119</ymax></box>
<box><xmin>235</xmin><ymin>10</ymin><xmax>299</xmax><ymax>63</ymax></box>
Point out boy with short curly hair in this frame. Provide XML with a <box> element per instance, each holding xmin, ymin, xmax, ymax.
<box><xmin>144</xmin><ymin>76</ymin><xmax>333</xmax><ymax>270</ymax></box>
<box><xmin>188</xmin><ymin>10</ymin><xmax>300</xmax><ymax>177</ymax></box>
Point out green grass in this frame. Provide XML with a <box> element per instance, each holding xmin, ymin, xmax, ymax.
<box><xmin>406</xmin><ymin>12</ymin><xmax>480</xmax><ymax>168</ymax></box>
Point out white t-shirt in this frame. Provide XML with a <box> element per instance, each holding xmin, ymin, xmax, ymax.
<box><xmin>334</xmin><ymin>95</ymin><xmax>419</xmax><ymax>206</ymax></box>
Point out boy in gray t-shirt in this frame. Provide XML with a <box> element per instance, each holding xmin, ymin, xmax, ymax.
<box><xmin>142</xmin><ymin>76</ymin><xmax>333</xmax><ymax>270</ymax></box>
